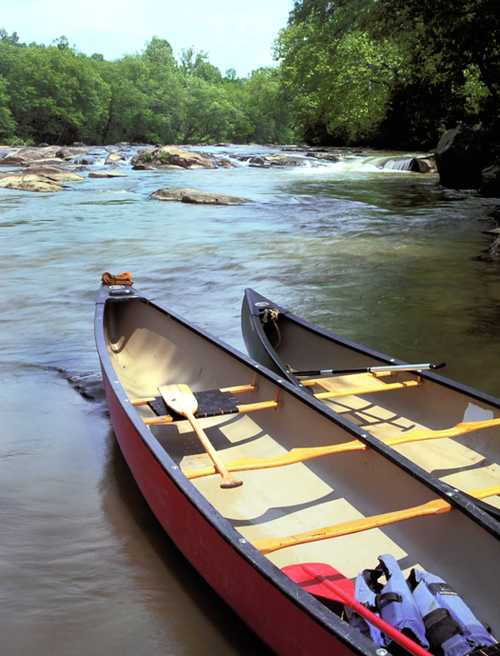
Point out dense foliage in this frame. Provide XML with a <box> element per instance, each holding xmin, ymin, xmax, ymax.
<box><xmin>278</xmin><ymin>0</ymin><xmax>499</xmax><ymax>147</ymax></box>
<box><xmin>0</xmin><ymin>31</ymin><xmax>295</xmax><ymax>145</ymax></box>
<box><xmin>1</xmin><ymin>2</ymin><xmax>498</xmax><ymax>149</ymax></box>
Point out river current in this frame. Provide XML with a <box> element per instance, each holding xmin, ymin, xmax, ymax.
<box><xmin>1</xmin><ymin>145</ymin><xmax>499</xmax><ymax>654</ymax></box>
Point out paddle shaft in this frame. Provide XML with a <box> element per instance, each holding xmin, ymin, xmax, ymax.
<box><xmin>301</xmin><ymin>566</ymin><xmax>431</xmax><ymax>656</ymax></box>
<box><xmin>159</xmin><ymin>384</ymin><xmax>242</xmax><ymax>489</ymax></box>
<box><xmin>184</xmin><ymin>410</ymin><xmax>243</xmax><ymax>489</ymax></box>
<box><xmin>292</xmin><ymin>362</ymin><xmax>446</xmax><ymax>378</ymax></box>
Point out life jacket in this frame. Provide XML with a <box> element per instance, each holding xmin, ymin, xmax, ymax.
<box><xmin>347</xmin><ymin>569</ymin><xmax>384</xmax><ymax>647</ymax></box>
<box><xmin>410</xmin><ymin>569</ymin><xmax>497</xmax><ymax>656</ymax></box>
<box><xmin>350</xmin><ymin>555</ymin><xmax>496</xmax><ymax>656</ymax></box>
<box><xmin>376</xmin><ymin>554</ymin><xmax>430</xmax><ymax>649</ymax></box>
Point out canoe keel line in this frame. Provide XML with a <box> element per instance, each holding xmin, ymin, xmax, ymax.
<box><xmin>96</xmin><ymin>281</ymin><xmax>500</xmax><ymax>655</ymax></box>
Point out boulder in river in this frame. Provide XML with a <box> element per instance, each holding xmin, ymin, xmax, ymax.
<box><xmin>0</xmin><ymin>146</ymin><xmax>60</xmax><ymax>165</ymax></box>
<box><xmin>151</xmin><ymin>187</ymin><xmax>249</xmax><ymax>205</ymax></box>
<box><xmin>306</xmin><ymin>151</ymin><xmax>340</xmax><ymax>162</ymax></box>
<box><xmin>247</xmin><ymin>154</ymin><xmax>306</xmax><ymax>168</ymax></box>
<box><xmin>132</xmin><ymin>146</ymin><xmax>216</xmax><ymax>170</ymax></box>
<box><xmin>0</xmin><ymin>145</ymin><xmax>89</xmax><ymax>166</ymax></box>
<box><xmin>435</xmin><ymin>126</ymin><xmax>485</xmax><ymax>189</ymax></box>
<box><xmin>24</xmin><ymin>165</ymin><xmax>84</xmax><ymax>182</ymax></box>
<box><xmin>105</xmin><ymin>152</ymin><xmax>127</xmax><ymax>165</ymax></box>
<box><xmin>480</xmin><ymin>163</ymin><xmax>500</xmax><ymax>198</ymax></box>
<box><xmin>0</xmin><ymin>173</ymin><xmax>63</xmax><ymax>192</ymax></box>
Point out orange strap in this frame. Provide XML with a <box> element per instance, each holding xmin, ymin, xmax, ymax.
<box><xmin>101</xmin><ymin>271</ymin><xmax>133</xmax><ymax>286</ymax></box>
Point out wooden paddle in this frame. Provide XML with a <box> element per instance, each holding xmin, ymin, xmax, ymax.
<box><xmin>292</xmin><ymin>362</ymin><xmax>446</xmax><ymax>378</ymax></box>
<box><xmin>159</xmin><ymin>384</ymin><xmax>243</xmax><ymax>489</ymax></box>
<box><xmin>283</xmin><ymin>563</ymin><xmax>432</xmax><ymax>656</ymax></box>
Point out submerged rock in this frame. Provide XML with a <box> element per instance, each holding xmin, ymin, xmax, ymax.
<box><xmin>151</xmin><ymin>187</ymin><xmax>249</xmax><ymax>205</ymax></box>
<box><xmin>89</xmin><ymin>170</ymin><xmax>127</xmax><ymax>178</ymax></box>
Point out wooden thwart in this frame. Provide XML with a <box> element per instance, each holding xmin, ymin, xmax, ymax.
<box><xmin>132</xmin><ymin>383</ymin><xmax>256</xmax><ymax>407</ymax></box>
<box><xmin>183</xmin><ymin>415</ymin><xmax>500</xmax><ymax>479</ymax></box>
<box><xmin>301</xmin><ymin>371</ymin><xmax>393</xmax><ymax>388</ymax></box>
<box><xmin>314</xmin><ymin>379</ymin><xmax>420</xmax><ymax>400</ymax></box>
<box><xmin>392</xmin><ymin>417</ymin><xmax>500</xmax><ymax>443</ymax></box>
<box><xmin>254</xmin><ymin>485</ymin><xmax>500</xmax><ymax>554</ymax></box>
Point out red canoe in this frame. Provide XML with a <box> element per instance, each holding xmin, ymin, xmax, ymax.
<box><xmin>95</xmin><ymin>281</ymin><xmax>500</xmax><ymax>655</ymax></box>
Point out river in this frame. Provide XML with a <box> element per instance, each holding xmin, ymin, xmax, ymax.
<box><xmin>1</xmin><ymin>145</ymin><xmax>499</xmax><ymax>655</ymax></box>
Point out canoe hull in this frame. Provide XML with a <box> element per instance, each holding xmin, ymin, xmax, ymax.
<box><xmin>100</xmin><ymin>369</ymin><xmax>357</xmax><ymax>656</ymax></box>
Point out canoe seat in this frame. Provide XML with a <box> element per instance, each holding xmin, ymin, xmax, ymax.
<box><xmin>149</xmin><ymin>389</ymin><xmax>239</xmax><ymax>420</ymax></box>
<box><xmin>138</xmin><ymin>384</ymin><xmax>278</xmax><ymax>426</ymax></box>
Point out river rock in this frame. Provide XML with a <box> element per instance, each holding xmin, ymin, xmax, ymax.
<box><xmin>151</xmin><ymin>187</ymin><xmax>249</xmax><ymax>205</ymax></box>
<box><xmin>56</xmin><ymin>147</ymin><xmax>89</xmax><ymax>160</ymax></box>
<box><xmin>435</xmin><ymin>126</ymin><xmax>485</xmax><ymax>189</ymax></box>
<box><xmin>247</xmin><ymin>154</ymin><xmax>306</xmax><ymax>168</ymax></box>
<box><xmin>73</xmin><ymin>156</ymin><xmax>96</xmax><ymax>165</ymax></box>
<box><xmin>480</xmin><ymin>163</ymin><xmax>500</xmax><ymax>198</ymax></box>
<box><xmin>24</xmin><ymin>165</ymin><xmax>84</xmax><ymax>182</ymax></box>
<box><xmin>105</xmin><ymin>152</ymin><xmax>127</xmax><ymax>165</ymax></box>
<box><xmin>89</xmin><ymin>170</ymin><xmax>127</xmax><ymax>178</ymax></box>
<box><xmin>0</xmin><ymin>173</ymin><xmax>63</xmax><ymax>192</ymax></box>
<box><xmin>132</xmin><ymin>146</ymin><xmax>216</xmax><ymax>170</ymax></box>
<box><xmin>0</xmin><ymin>146</ymin><xmax>61</xmax><ymax>165</ymax></box>
<box><xmin>306</xmin><ymin>151</ymin><xmax>339</xmax><ymax>162</ymax></box>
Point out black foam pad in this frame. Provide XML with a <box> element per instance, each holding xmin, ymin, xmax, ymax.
<box><xmin>149</xmin><ymin>389</ymin><xmax>239</xmax><ymax>420</ymax></box>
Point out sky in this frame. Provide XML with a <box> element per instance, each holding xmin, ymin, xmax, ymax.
<box><xmin>0</xmin><ymin>0</ymin><xmax>295</xmax><ymax>76</ymax></box>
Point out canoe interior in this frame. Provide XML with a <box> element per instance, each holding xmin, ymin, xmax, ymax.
<box><xmin>104</xmin><ymin>297</ymin><xmax>500</xmax><ymax>638</ymax></box>
<box><xmin>243</xmin><ymin>292</ymin><xmax>500</xmax><ymax>516</ymax></box>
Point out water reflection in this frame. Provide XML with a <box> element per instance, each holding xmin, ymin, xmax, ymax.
<box><xmin>100</xmin><ymin>435</ymin><xmax>270</xmax><ymax>654</ymax></box>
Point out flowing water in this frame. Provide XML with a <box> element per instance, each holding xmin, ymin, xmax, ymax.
<box><xmin>1</xmin><ymin>146</ymin><xmax>499</xmax><ymax>655</ymax></box>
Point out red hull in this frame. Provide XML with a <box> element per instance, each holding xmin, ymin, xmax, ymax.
<box><xmin>103</xmin><ymin>372</ymin><xmax>357</xmax><ymax>655</ymax></box>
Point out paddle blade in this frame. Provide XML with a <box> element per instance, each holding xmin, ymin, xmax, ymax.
<box><xmin>282</xmin><ymin>563</ymin><xmax>354</xmax><ymax>603</ymax></box>
<box><xmin>159</xmin><ymin>384</ymin><xmax>198</xmax><ymax>417</ymax></box>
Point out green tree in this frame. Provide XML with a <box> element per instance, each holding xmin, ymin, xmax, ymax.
<box><xmin>0</xmin><ymin>75</ymin><xmax>15</xmax><ymax>141</ymax></box>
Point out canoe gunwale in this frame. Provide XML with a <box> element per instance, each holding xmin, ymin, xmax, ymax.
<box><xmin>94</xmin><ymin>286</ymin><xmax>378</xmax><ymax>656</ymax></box>
<box><xmin>242</xmin><ymin>288</ymin><xmax>500</xmax><ymax>531</ymax></box>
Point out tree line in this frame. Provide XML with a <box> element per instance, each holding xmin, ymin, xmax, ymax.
<box><xmin>0</xmin><ymin>0</ymin><xmax>498</xmax><ymax>149</ymax></box>
<box><xmin>0</xmin><ymin>32</ymin><xmax>294</xmax><ymax>145</ymax></box>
